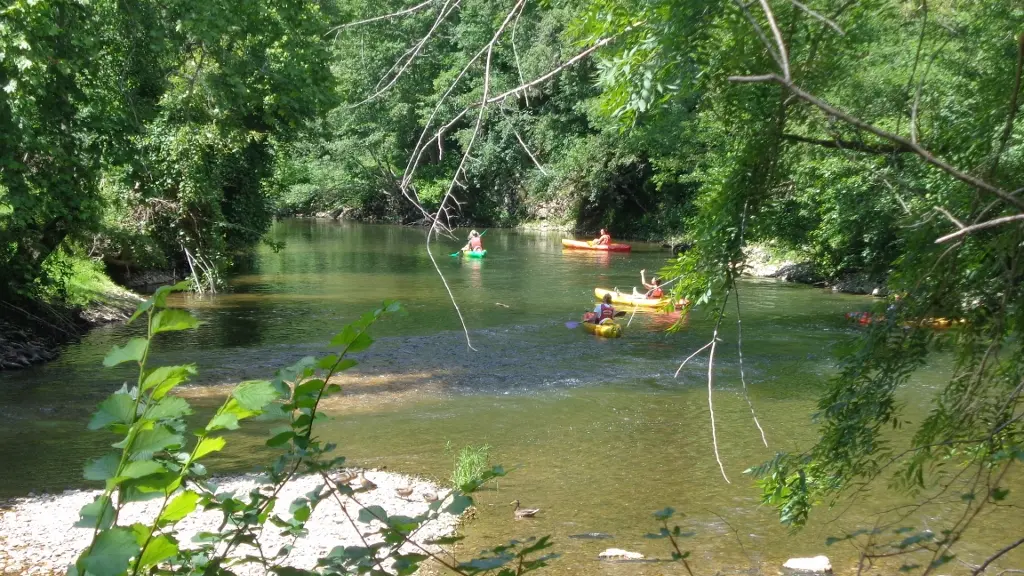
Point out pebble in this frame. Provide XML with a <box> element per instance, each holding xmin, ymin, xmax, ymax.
<box><xmin>599</xmin><ymin>548</ymin><xmax>645</xmax><ymax>560</ymax></box>
<box><xmin>0</xmin><ymin>470</ymin><xmax>457</xmax><ymax>575</ymax></box>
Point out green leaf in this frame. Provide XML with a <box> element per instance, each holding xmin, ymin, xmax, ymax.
<box><xmin>346</xmin><ymin>333</ymin><xmax>374</xmax><ymax>353</ymax></box>
<box><xmin>75</xmin><ymin>495</ymin><xmax>114</xmax><ymax>529</ymax></box>
<box><xmin>122</xmin><ymin>460</ymin><xmax>165</xmax><ymax>479</ymax></box>
<box><xmin>88</xmin><ymin>393</ymin><xmax>136</xmax><ymax>430</ymax></box>
<box><xmin>152</xmin><ymin>281</ymin><xmax>191</xmax><ymax>308</ymax></box>
<box><xmin>194</xmin><ymin>436</ymin><xmax>226</xmax><ymax>460</ymax></box>
<box><xmin>138</xmin><ymin>534</ymin><xmax>178</xmax><ymax>567</ymax></box>
<box><xmin>79</xmin><ymin>527</ymin><xmax>140</xmax><ymax>576</ymax></box>
<box><xmin>146</xmin><ymin>396</ymin><xmax>192</xmax><ymax>421</ymax></box>
<box><xmin>293</xmin><ymin>505</ymin><xmax>311</xmax><ymax>522</ymax></box>
<box><xmin>158</xmin><ymin>490</ymin><xmax>201</xmax><ymax>526</ymax></box>
<box><xmin>358</xmin><ymin>505</ymin><xmax>388</xmax><ymax>524</ymax></box>
<box><xmin>445</xmin><ymin>494</ymin><xmax>473</xmax><ymax>515</ymax></box>
<box><xmin>143</xmin><ymin>365</ymin><xmax>197</xmax><ymax>399</ymax></box>
<box><xmin>152</xmin><ymin>309</ymin><xmax>199</xmax><ymax>334</ymax></box>
<box><xmin>266</xmin><ymin>431</ymin><xmax>295</xmax><ymax>448</ymax></box>
<box><xmin>103</xmin><ymin>338</ymin><xmax>149</xmax><ymax>367</ymax></box>
<box><xmin>207</xmin><ymin>412</ymin><xmax>241</xmax><ymax>431</ymax></box>
<box><xmin>84</xmin><ymin>453</ymin><xmax>120</xmax><ymax>481</ymax></box>
<box><xmin>653</xmin><ymin>507</ymin><xmax>675</xmax><ymax>520</ymax></box>
<box><xmin>233</xmin><ymin>380</ymin><xmax>279</xmax><ymax>411</ymax></box>
<box><xmin>129</xmin><ymin>427</ymin><xmax>183</xmax><ymax>461</ymax></box>
<box><xmin>293</xmin><ymin>379</ymin><xmax>326</xmax><ymax>398</ymax></box>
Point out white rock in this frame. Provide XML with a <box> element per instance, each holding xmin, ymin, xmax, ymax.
<box><xmin>783</xmin><ymin>555</ymin><xmax>833</xmax><ymax>574</ymax></box>
<box><xmin>0</xmin><ymin>470</ymin><xmax>456</xmax><ymax>576</ymax></box>
<box><xmin>598</xmin><ymin>548</ymin><xmax>645</xmax><ymax>560</ymax></box>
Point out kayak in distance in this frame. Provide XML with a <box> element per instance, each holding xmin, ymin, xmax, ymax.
<box><xmin>561</xmin><ymin>239</ymin><xmax>631</xmax><ymax>252</ymax></box>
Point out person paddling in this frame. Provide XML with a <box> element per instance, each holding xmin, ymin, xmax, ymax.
<box><xmin>586</xmin><ymin>293</ymin><xmax>616</xmax><ymax>324</ymax></box>
<box><xmin>462</xmin><ymin>230</ymin><xmax>484</xmax><ymax>253</ymax></box>
<box><xmin>592</xmin><ymin>229</ymin><xmax>611</xmax><ymax>246</ymax></box>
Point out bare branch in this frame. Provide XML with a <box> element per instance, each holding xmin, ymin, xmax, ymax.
<box><xmin>728</xmin><ymin>74</ymin><xmax>1024</xmax><ymax>212</ymax></box>
<box><xmin>504</xmin><ymin>111</ymin><xmax>548</xmax><ymax>174</ymax></box>
<box><xmin>933</xmin><ymin>205</ymin><xmax>965</xmax><ymax>229</ymax></box>
<box><xmin>788</xmin><ymin>0</ymin><xmax>844</xmax><ymax>35</ymax></box>
<box><xmin>757</xmin><ymin>0</ymin><xmax>790</xmax><ymax>80</ymax></box>
<box><xmin>328</xmin><ymin>0</ymin><xmax>437</xmax><ymax>33</ymax></box>
<box><xmin>735</xmin><ymin>282</ymin><xmax>768</xmax><ymax>447</ymax></box>
<box><xmin>511</xmin><ymin>5</ymin><xmax>529</xmax><ymax>107</ymax></box>
<box><xmin>674</xmin><ymin>340</ymin><xmax>715</xmax><ymax>377</ymax></box>
<box><xmin>356</xmin><ymin>0</ymin><xmax>460</xmax><ymax>105</ymax></box>
<box><xmin>705</xmin><ymin>294</ymin><xmax>732</xmax><ymax>484</ymax></box>
<box><xmin>731</xmin><ymin>0</ymin><xmax>785</xmax><ymax>72</ymax></box>
<box><xmin>935</xmin><ymin>213</ymin><xmax>1024</xmax><ymax>243</ymax></box>
<box><xmin>970</xmin><ymin>537</ymin><xmax>1024</xmax><ymax>573</ymax></box>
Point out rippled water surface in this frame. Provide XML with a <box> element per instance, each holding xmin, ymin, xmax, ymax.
<box><xmin>1</xmin><ymin>220</ymin><xmax>1019</xmax><ymax>574</ymax></box>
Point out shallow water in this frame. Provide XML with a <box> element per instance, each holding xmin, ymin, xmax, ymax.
<box><xmin>0</xmin><ymin>220</ymin><xmax>1019</xmax><ymax>574</ymax></box>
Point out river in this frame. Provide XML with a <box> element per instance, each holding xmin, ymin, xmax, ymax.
<box><xmin>0</xmin><ymin>220</ymin><xmax>1018</xmax><ymax>574</ymax></box>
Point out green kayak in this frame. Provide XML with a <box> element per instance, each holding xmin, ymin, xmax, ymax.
<box><xmin>463</xmin><ymin>249</ymin><xmax>487</xmax><ymax>258</ymax></box>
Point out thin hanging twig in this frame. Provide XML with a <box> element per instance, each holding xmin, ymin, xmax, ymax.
<box><xmin>734</xmin><ymin>289</ymin><xmax>768</xmax><ymax>447</ymax></box>
<box><xmin>705</xmin><ymin>292</ymin><xmax>732</xmax><ymax>483</ymax></box>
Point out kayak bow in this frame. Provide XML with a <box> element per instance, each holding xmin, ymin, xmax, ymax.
<box><xmin>561</xmin><ymin>239</ymin><xmax>631</xmax><ymax>252</ymax></box>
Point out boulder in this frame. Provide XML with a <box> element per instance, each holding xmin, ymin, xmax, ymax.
<box><xmin>598</xmin><ymin>548</ymin><xmax>645</xmax><ymax>560</ymax></box>
<box><xmin>782</xmin><ymin>555</ymin><xmax>832</xmax><ymax>574</ymax></box>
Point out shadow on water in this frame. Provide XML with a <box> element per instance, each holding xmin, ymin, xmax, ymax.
<box><xmin>1</xmin><ymin>220</ymin><xmax>1019</xmax><ymax>574</ymax></box>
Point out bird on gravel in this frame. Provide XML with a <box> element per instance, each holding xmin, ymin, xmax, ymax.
<box><xmin>395</xmin><ymin>486</ymin><xmax>414</xmax><ymax>498</ymax></box>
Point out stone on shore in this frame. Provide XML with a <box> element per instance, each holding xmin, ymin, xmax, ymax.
<box><xmin>782</xmin><ymin>555</ymin><xmax>833</xmax><ymax>574</ymax></box>
<box><xmin>0</xmin><ymin>470</ymin><xmax>456</xmax><ymax>576</ymax></box>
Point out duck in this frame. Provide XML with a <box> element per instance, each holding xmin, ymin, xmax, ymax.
<box><xmin>510</xmin><ymin>499</ymin><xmax>540</xmax><ymax>519</ymax></box>
<box><xmin>351</xmin><ymin>471</ymin><xmax>377</xmax><ymax>492</ymax></box>
<box><xmin>335</xmin><ymin>470</ymin><xmax>357</xmax><ymax>485</ymax></box>
<box><xmin>422</xmin><ymin>491</ymin><xmax>439</xmax><ymax>503</ymax></box>
<box><xmin>395</xmin><ymin>486</ymin><xmax>414</xmax><ymax>498</ymax></box>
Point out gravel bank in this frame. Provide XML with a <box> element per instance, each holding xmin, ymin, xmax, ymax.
<box><xmin>0</xmin><ymin>470</ymin><xmax>457</xmax><ymax>576</ymax></box>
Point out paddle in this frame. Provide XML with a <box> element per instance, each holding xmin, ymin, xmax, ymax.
<box><xmin>565</xmin><ymin>310</ymin><xmax>626</xmax><ymax>329</ymax></box>
<box><xmin>450</xmin><ymin>229</ymin><xmax>488</xmax><ymax>257</ymax></box>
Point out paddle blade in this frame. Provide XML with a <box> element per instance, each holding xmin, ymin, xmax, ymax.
<box><xmin>565</xmin><ymin>321</ymin><xmax>581</xmax><ymax>329</ymax></box>
<box><xmin>450</xmin><ymin>252</ymin><xmax>460</xmax><ymax>257</ymax></box>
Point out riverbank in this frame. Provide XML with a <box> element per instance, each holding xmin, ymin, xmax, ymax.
<box><xmin>0</xmin><ymin>260</ymin><xmax>142</xmax><ymax>370</ymax></box>
<box><xmin>0</xmin><ymin>469</ymin><xmax>457</xmax><ymax>576</ymax></box>
<box><xmin>743</xmin><ymin>243</ymin><xmax>886</xmax><ymax>296</ymax></box>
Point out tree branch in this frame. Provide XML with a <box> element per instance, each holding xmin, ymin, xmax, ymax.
<box><xmin>935</xmin><ymin>213</ymin><xmax>1024</xmax><ymax>243</ymax></box>
<box><xmin>788</xmin><ymin>0</ymin><xmax>844</xmax><ymax>35</ymax></box>
<box><xmin>728</xmin><ymin>74</ymin><xmax>1024</xmax><ymax>212</ymax></box>
<box><xmin>782</xmin><ymin>133</ymin><xmax>912</xmax><ymax>155</ymax></box>
<box><xmin>328</xmin><ymin>0</ymin><xmax>437</xmax><ymax>33</ymax></box>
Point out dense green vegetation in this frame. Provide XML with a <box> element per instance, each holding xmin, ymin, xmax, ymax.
<box><xmin>4</xmin><ymin>0</ymin><xmax>1023</xmax><ymax>571</ymax></box>
<box><xmin>1</xmin><ymin>0</ymin><xmax>337</xmax><ymax>306</ymax></box>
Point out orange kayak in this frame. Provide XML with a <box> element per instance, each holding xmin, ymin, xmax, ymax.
<box><xmin>561</xmin><ymin>239</ymin><xmax>631</xmax><ymax>252</ymax></box>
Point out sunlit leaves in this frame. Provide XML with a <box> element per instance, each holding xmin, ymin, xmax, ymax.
<box><xmin>193</xmin><ymin>436</ymin><xmax>226</xmax><ymax>460</ymax></box>
<box><xmin>142</xmin><ymin>365</ymin><xmax>197</xmax><ymax>400</ymax></box>
<box><xmin>124</xmin><ymin>427</ymin><xmax>183</xmax><ymax>461</ymax></box>
<box><xmin>78</xmin><ymin>527</ymin><xmax>140</xmax><ymax>576</ymax></box>
<box><xmin>103</xmin><ymin>339</ymin><xmax>149</xmax><ymax>367</ymax></box>
<box><xmin>232</xmin><ymin>380</ymin><xmax>280</xmax><ymax>411</ymax></box>
<box><xmin>158</xmin><ymin>491</ymin><xmax>200</xmax><ymax>527</ymax></box>
<box><xmin>84</xmin><ymin>453</ymin><xmax>121</xmax><ymax>482</ymax></box>
<box><xmin>151</xmin><ymin>309</ymin><xmax>199</xmax><ymax>334</ymax></box>
<box><xmin>88</xmin><ymin>392</ymin><xmax>136</xmax><ymax>430</ymax></box>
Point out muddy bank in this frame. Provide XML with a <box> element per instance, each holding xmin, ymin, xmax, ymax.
<box><xmin>0</xmin><ymin>289</ymin><xmax>141</xmax><ymax>371</ymax></box>
<box><xmin>0</xmin><ymin>469</ymin><xmax>457</xmax><ymax>576</ymax></box>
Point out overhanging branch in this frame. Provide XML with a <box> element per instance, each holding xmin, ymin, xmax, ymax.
<box><xmin>782</xmin><ymin>133</ymin><xmax>913</xmax><ymax>155</ymax></box>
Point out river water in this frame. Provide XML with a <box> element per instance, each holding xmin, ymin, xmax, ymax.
<box><xmin>0</xmin><ymin>220</ymin><xmax>1019</xmax><ymax>574</ymax></box>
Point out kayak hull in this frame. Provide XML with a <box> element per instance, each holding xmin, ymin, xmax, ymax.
<box><xmin>463</xmin><ymin>249</ymin><xmax>487</xmax><ymax>258</ymax></box>
<box><xmin>581</xmin><ymin>319</ymin><xmax>623</xmax><ymax>338</ymax></box>
<box><xmin>594</xmin><ymin>288</ymin><xmax>673</xmax><ymax>309</ymax></box>
<box><xmin>561</xmin><ymin>239</ymin><xmax>631</xmax><ymax>252</ymax></box>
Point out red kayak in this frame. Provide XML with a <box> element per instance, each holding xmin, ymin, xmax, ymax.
<box><xmin>561</xmin><ymin>239</ymin><xmax>631</xmax><ymax>252</ymax></box>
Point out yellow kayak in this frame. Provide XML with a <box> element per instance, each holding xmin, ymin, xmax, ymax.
<box><xmin>581</xmin><ymin>319</ymin><xmax>623</xmax><ymax>338</ymax></box>
<box><xmin>594</xmin><ymin>288</ymin><xmax>675</xmax><ymax>309</ymax></box>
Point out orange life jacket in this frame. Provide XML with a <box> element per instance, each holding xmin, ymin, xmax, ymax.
<box><xmin>647</xmin><ymin>287</ymin><xmax>663</xmax><ymax>299</ymax></box>
<box><xmin>598</xmin><ymin>304</ymin><xmax>615</xmax><ymax>321</ymax></box>
<box><xmin>596</xmin><ymin>234</ymin><xmax>611</xmax><ymax>245</ymax></box>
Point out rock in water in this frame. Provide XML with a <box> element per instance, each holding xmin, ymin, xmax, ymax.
<box><xmin>598</xmin><ymin>548</ymin><xmax>645</xmax><ymax>560</ymax></box>
<box><xmin>783</xmin><ymin>556</ymin><xmax>832</xmax><ymax>574</ymax></box>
